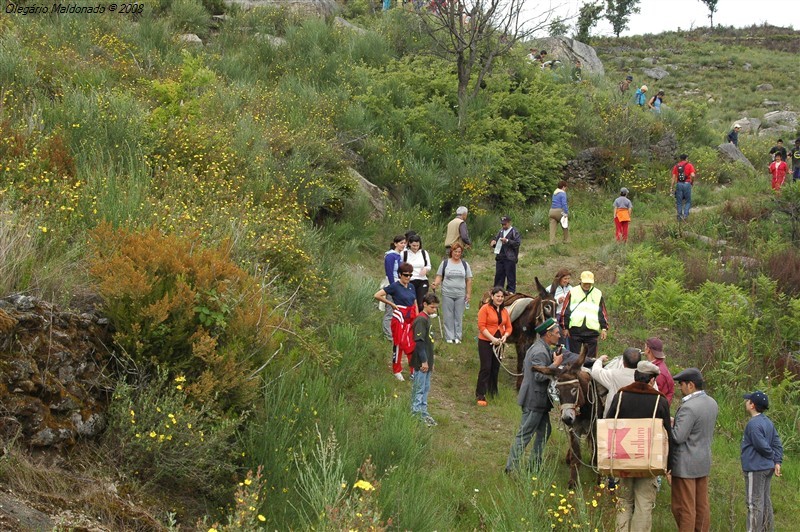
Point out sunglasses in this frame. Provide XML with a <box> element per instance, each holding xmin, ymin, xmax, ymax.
<box><xmin>400</xmin><ymin>273</ymin><xmax>412</xmax><ymax>277</ymax></box>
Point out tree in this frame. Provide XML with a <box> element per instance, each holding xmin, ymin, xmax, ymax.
<box><xmin>605</xmin><ymin>0</ymin><xmax>640</xmax><ymax>38</ymax></box>
<box><xmin>698</xmin><ymin>0</ymin><xmax>719</xmax><ymax>28</ymax></box>
<box><xmin>574</xmin><ymin>1</ymin><xmax>604</xmax><ymax>43</ymax></box>
<box><xmin>416</xmin><ymin>0</ymin><xmax>553</xmax><ymax>130</ymax></box>
<box><xmin>548</xmin><ymin>17</ymin><xmax>569</xmax><ymax>37</ymax></box>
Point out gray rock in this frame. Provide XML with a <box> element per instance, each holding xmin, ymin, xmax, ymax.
<box><xmin>179</xmin><ymin>34</ymin><xmax>203</xmax><ymax>45</ymax></box>
<box><xmin>734</xmin><ymin>118</ymin><xmax>761</xmax><ymax>134</ymax></box>
<box><xmin>642</xmin><ymin>67</ymin><xmax>669</xmax><ymax>80</ymax></box>
<box><xmin>717</xmin><ymin>143</ymin><xmax>755</xmax><ymax>170</ymax></box>
<box><xmin>755</xmin><ymin>83</ymin><xmax>773</xmax><ymax>91</ymax></box>
<box><xmin>255</xmin><ymin>33</ymin><xmax>288</xmax><ymax>47</ymax></box>
<box><xmin>224</xmin><ymin>0</ymin><xmax>339</xmax><ymax>16</ymax></box>
<box><xmin>30</xmin><ymin>427</ymin><xmax>73</xmax><ymax>447</ymax></box>
<box><xmin>348</xmin><ymin>167</ymin><xmax>386</xmax><ymax>219</ymax></box>
<box><xmin>10</xmin><ymin>294</ymin><xmax>36</xmax><ymax>311</ymax></box>
<box><xmin>743</xmin><ymin>63</ymin><xmax>752</xmax><ymax>71</ymax></box>
<box><xmin>72</xmin><ymin>412</ymin><xmax>107</xmax><ymax>437</ymax></box>
<box><xmin>0</xmin><ymin>492</ymin><xmax>55</xmax><ymax>531</ymax></box>
<box><xmin>531</xmin><ymin>36</ymin><xmax>604</xmax><ymax>76</ymax></box>
<box><xmin>763</xmin><ymin>110</ymin><xmax>798</xmax><ymax>127</ymax></box>
<box><xmin>334</xmin><ymin>16</ymin><xmax>367</xmax><ymax>35</ymax></box>
<box><xmin>759</xmin><ymin>126</ymin><xmax>795</xmax><ymax>137</ymax></box>
<box><xmin>650</xmin><ymin>132</ymin><xmax>678</xmax><ymax>163</ymax></box>
<box><xmin>762</xmin><ymin>100</ymin><xmax>781</xmax><ymax>107</ymax></box>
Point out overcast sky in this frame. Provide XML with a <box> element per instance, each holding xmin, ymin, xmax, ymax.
<box><xmin>527</xmin><ymin>0</ymin><xmax>793</xmax><ymax>37</ymax></box>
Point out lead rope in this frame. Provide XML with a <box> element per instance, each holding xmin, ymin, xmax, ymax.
<box><xmin>558</xmin><ymin>377</ymin><xmax>601</xmax><ymax>473</ymax></box>
<box><xmin>493</xmin><ymin>341</ymin><xmax>522</xmax><ymax>377</ymax></box>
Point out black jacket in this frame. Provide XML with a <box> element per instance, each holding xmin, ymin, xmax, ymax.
<box><xmin>493</xmin><ymin>227</ymin><xmax>521</xmax><ymax>263</ymax></box>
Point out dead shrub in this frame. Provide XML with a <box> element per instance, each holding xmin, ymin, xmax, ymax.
<box><xmin>765</xmin><ymin>249</ymin><xmax>800</xmax><ymax>296</ymax></box>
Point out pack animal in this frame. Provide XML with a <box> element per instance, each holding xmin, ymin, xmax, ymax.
<box><xmin>533</xmin><ymin>347</ymin><xmax>605</xmax><ymax>489</ymax></box>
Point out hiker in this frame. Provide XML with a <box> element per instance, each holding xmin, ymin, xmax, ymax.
<box><xmin>476</xmin><ymin>286</ymin><xmax>512</xmax><ymax>406</ymax></box>
<box><xmin>769</xmin><ymin>153</ymin><xmax>788</xmax><ymax>191</ymax></box>
<box><xmin>727</xmin><ymin>123</ymin><xmax>741</xmax><ymax>146</ymax></box>
<box><xmin>526</xmin><ymin>48</ymin><xmax>538</xmax><ymax>62</ymax></box>
<box><xmin>670</xmin><ymin>154</ymin><xmax>696</xmax><ymax>222</ymax></box>
<box><xmin>536</xmin><ymin>50</ymin><xmax>548</xmax><ymax>63</ymax></box>
<box><xmin>431</xmin><ymin>243</ymin><xmax>472</xmax><ymax>344</ymax></box>
<box><xmin>444</xmin><ymin>206</ymin><xmax>472</xmax><ymax>255</ymax></box>
<box><xmin>546</xmin><ymin>268</ymin><xmax>572</xmax><ymax>350</ymax></box>
<box><xmin>490</xmin><ymin>215</ymin><xmax>521</xmax><ymax>294</ymax></box>
<box><xmin>741</xmin><ymin>390</ymin><xmax>783</xmax><ymax>532</ymax></box>
<box><xmin>381</xmin><ymin>235</ymin><xmax>407</xmax><ymax>340</ymax></box>
<box><xmin>643</xmin><ymin>337</ymin><xmax>674</xmax><ymax>404</ymax></box>
<box><xmin>403</xmin><ymin>233</ymin><xmax>432</xmax><ymax>311</ymax></box>
<box><xmin>613</xmin><ymin>187</ymin><xmax>633</xmax><ymax>242</ymax></box>
<box><xmin>591</xmin><ymin>347</ymin><xmax>640</xmax><ymax>418</ymax></box>
<box><xmin>634</xmin><ymin>85</ymin><xmax>648</xmax><ymax>107</ymax></box>
<box><xmin>560</xmin><ymin>270</ymin><xmax>609</xmax><ymax>360</ymax></box>
<box><xmin>668</xmin><ymin>368</ymin><xmax>719</xmax><ymax>532</ymax></box>
<box><xmin>410</xmin><ymin>293</ymin><xmax>440</xmax><ymax>427</ymax></box>
<box><xmin>505</xmin><ymin>318</ymin><xmax>563</xmax><ymax>473</ymax></box>
<box><xmin>548</xmin><ymin>180</ymin><xmax>570</xmax><ymax>245</ymax></box>
<box><xmin>790</xmin><ymin>138</ymin><xmax>800</xmax><ymax>181</ymax></box>
<box><xmin>619</xmin><ymin>74</ymin><xmax>633</xmax><ymax>93</ymax></box>
<box><xmin>607</xmin><ymin>361</ymin><xmax>674</xmax><ymax>532</ymax></box>
<box><xmin>769</xmin><ymin>138</ymin><xmax>787</xmax><ymax>162</ymax></box>
<box><xmin>374</xmin><ymin>262</ymin><xmax>418</xmax><ymax>381</ymax></box>
<box><xmin>571</xmin><ymin>60</ymin><xmax>582</xmax><ymax>82</ymax></box>
<box><xmin>648</xmin><ymin>89</ymin><xmax>665</xmax><ymax>114</ymax></box>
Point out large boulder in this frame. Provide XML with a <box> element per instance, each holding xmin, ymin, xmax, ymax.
<box><xmin>531</xmin><ymin>37</ymin><xmax>604</xmax><ymax>76</ymax></box>
<box><xmin>650</xmin><ymin>132</ymin><xmax>678</xmax><ymax>163</ymax></box>
<box><xmin>223</xmin><ymin>0</ymin><xmax>338</xmax><ymax>16</ymax></box>
<box><xmin>348</xmin><ymin>167</ymin><xmax>386</xmax><ymax>219</ymax></box>
<box><xmin>717</xmin><ymin>143</ymin><xmax>755</xmax><ymax>170</ymax></box>
<box><xmin>642</xmin><ymin>67</ymin><xmax>669</xmax><ymax>80</ymax></box>
<box><xmin>763</xmin><ymin>110</ymin><xmax>798</xmax><ymax>128</ymax></box>
<box><xmin>734</xmin><ymin>117</ymin><xmax>761</xmax><ymax>134</ymax></box>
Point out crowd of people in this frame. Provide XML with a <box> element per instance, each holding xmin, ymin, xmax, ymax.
<box><xmin>373</xmin><ymin>205</ymin><xmax>785</xmax><ymax>531</ymax></box>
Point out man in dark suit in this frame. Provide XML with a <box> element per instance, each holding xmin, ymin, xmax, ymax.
<box><xmin>490</xmin><ymin>216</ymin><xmax>521</xmax><ymax>294</ymax></box>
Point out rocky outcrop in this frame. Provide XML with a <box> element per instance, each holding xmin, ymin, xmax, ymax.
<box><xmin>734</xmin><ymin>118</ymin><xmax>761</xmax><ymax>134</ymax></box>
<box><xmin>223</xmin><ymin>0</ymin><xmax>338</xmax><ymax>16</ymax></box>
<box><xmin>755</xmin><ymin>83</ymin><xmax>773</xmax><ymax>91</ymax></box>
<box><xmin>562</xmin><ymin>147</ymin><xmax>609</xmax><ymax>184</ymax></box>
<box><xmin>0</xmin><ymin>295</ymin><xmax>112</xmax><ymax>448</ymax></box>
<box><xmin>717</xmin><ymin>143</ymin><xmax>755</xmax><ymax>170</ymax></box>
<box><xmin>349</xmin><ymin>167</ymin><xmax>387</xmax><ymax>219</ymax></box>
<box><xmin>178</xmin><ymin>34</ymin><xmax>203</xmax><ymax>45</ymax></box>
<box><xmin>642</xmin><ymin>67</ymin><xmax>669</xmax><ymax>80</ymax></box>
<box><xmin>334</xmin><ymin>16</ymin><xmax>367</xmax><ymax>35</ymax></box>
<box><xmin>763</xmin><ymin>110</ymin><xmax>798</xmax><ymax>128</ymax></box>
<box><xmin>650</xmin><ymin>132</ymin><xmax>678</xmax><ymax>163</ymax></box>
<box><xmin>531</xmin><ymin>37</ymin><xmax>604</xmax><ymax>76</ymax></box>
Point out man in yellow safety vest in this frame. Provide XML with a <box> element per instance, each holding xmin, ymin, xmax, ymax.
<box><xmin>559</xmin><ymin>270</ymin><xmax>609</xmax><ymax>359</ymax></box>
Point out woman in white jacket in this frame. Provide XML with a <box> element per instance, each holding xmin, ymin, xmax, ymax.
<box><xmin>402</xmin><ymin>233</ymin><xmax>432</xmax><ymax>311</ymax></box>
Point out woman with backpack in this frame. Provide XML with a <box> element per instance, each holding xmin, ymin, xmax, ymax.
<box><xmin>431</xmin><ymin>243</ymin><xmax>473</xmax><ymax>344</ymax></box>
<box><xmin>403</xmin><ymin>233</ymin><xmax>432</xmax><ymax>311</ymax></box>
<box><xmin>648</xmin><ymin>90</ymin><xmax>664</xmax><ymax>114</ymax></box>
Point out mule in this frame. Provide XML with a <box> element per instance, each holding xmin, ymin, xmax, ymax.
<box><xmin>503</xmin><ymin>278</ymin><xmax>558</xmax><ymax>390</ymax></box>
<box><xmin>532</xmin><ymin>347</ymin><xmax>606</xmax><ymax>489</ymax></box>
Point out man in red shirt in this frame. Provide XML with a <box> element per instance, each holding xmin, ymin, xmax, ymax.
<box><xmin>670</xmin><ymin>154</ymin><xmax>696</xmax><ymax>222</ymax></box>
<box><xmin>769</xmin><ymin>153</ymin><xmax>788</xmax><ymax>192</ymax></box>
<box><xmin>644</xmin><ymin>337</ymin><xmax>675</xmax><ymax>404</ymax></box>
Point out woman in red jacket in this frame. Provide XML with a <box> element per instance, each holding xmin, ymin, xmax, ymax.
<box><xmin>476</xmin><ymin>287</ymin><xmax>513</xmax><ymax>406</ymax></box>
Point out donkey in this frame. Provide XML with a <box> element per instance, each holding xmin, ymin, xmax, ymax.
<box><xmin>503</xmin><ymin>278</ymin><xmax>558</xmax><ymax>390</ymax></box>
<box><xmin>532</xmin><ymin>346</ymin><xmax>605</xmax><ymax>489</ymax></box>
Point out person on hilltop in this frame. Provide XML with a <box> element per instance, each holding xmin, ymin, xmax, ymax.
<box><xmin>374</xmin><ymin>263</ymin><xmax>418</xmax><ymax>381</ymax></box>
<box><xmin>381</xmin><ymin>235</ymin><xmax>407</xmax><ymax>340</ymax></box>
<box><xmin>431</xmin><ymin>243</ymin><xmax>472</xmax><ymax>344</ymax></box>
<box><xmin>490</xmin><ymin>215</ymin><xmax>521</xmax><ymax>294</ymax></box>
<box><xmin>560</xmin><ymin>270</ymin><xmax>609</xmax><ymax>360</ymax></box>
<box><xmin>444</xmin><ymin>206</ymin><xmax>472</xmax><ymax>256</ymax></box>
<box><xmin>668</xmin><ymin>368</ymin><xmax>719</xmax><ymax>532</ymax></box>
<box><xmin>769</xmin><ymin>153</ymin><xmax>788</xmax><ymax>192</ymax></box>
<box><xmin>613</xmin><ymin>187</ymin><xmax>633</xmax><ymax>243</ymax></box>
<box><xmin>619</xmin><ymin>74</ymin><xmax>633</xmax><ymax>93</ymax></box>
<box><xmin>607</xmin><ymin>360</ymin><xmax>674</xmax><ymax>532</ymax></box>
<box><xmin>727</xmin><ymin>123</ymin><xmax>742</xmax><ymax>146</ymax></box>
<box><xmin>403</xmin><ymin>233</ymin><xmax>432</xmax><ymax>311</ymax></box>
<box><xmin>790</xmin><ymin>138</ymin><xmax>800</xmax><ymax>182</ymax></box>
<box><xmin>634</xmin><ymin>85</ymin><xmax>648</xmax><ymax>107</ymax></box>
<box><xmin>769</xmin><ymin>138</ymin><xmax>787</xmax><ymax>162</ymax></box>
<box><xmin>548</xmin><ymin>180</ymin><xmax>570</xmax><ymax>245</ymax></box>
<box><xmin>670</xmin><ymin>154</ymin><xmax>696</xmax><ymax>222</ymax></box>
<box><xmin>647</xmin><ymin>89</ymin><xmax>665</xmax><ymax>114</ymax></box>
<box><xmin>476</xmin><ymin>286</ymin><xmax>512</xmax><ymax>406</ymax></box>
<box><xmin>505</xmin><ymin>318</ymin><xmax>563</xmax><ymax>473</ymax></box>
<box><xmin>410</xmin><ymin>293</ymin><xmax>441</xmax><ymax>427</ymax></box>
<box><xmin>741</xmin><ymin>390</ymin><xmax>783</xmax><ymax>532</ymax></box>
<box><xmin>643</xmin><ymin>337</ymin><xmax>674</xmax><ymax>405</ymax></box>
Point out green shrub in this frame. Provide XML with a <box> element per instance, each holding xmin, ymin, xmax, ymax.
<box><xmin>170</xmin><ymin>0</ymin><xmax>211</xmax><ymax>38</ymax></box>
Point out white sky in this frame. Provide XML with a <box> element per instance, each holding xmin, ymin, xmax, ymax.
<box><xmin>528</xmin><ymin>0</ymin><xmax>793</xmax><ymax>37</ymax></box>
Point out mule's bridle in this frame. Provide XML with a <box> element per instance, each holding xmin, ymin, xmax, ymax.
<box><xmin>555</xmin><ymin>378</ymin><xmax>583</xmax><ymax>416</ymax></box>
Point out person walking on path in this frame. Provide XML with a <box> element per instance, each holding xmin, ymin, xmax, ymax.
<box><xmin>769</xmin><ymin>153</ymin><xmax>788</xmax><ymax>192</ymax></box>
<box><xmin>634</xmin><ymin>85</ymin><xmax>648</xmax><ymax>107</ymax></box>
<box><xmin>613</xmin><ymin>187</ymin><xmax>633</xmax><ymax>242</ymax></box>
<box><xmin>476</xmin><ymin>287</ymin><xmax>512</xmax><ymax>406</ymax></box>
<box><xmin>670</xmin><ymin>154</ymin><xmax>696</xmax><ymax>222</ymax></box>
<box><xmin>560</xmin><ymin>271</ymin><xmax>609</xmax><ymax>360</ymax></box>
<box><xmin>374</xmin><ymin>263</ymin><xmax>418</xmax><ymax>381</ymax></box>
<box><xmin>410</xmin><ymin>293</ymin><xmax>440</xmax><ymax>427</ymax></box>
<box><xmin>668</xmin><ymin>368</ymin><xmax>719</xmax><ymax>532</ymax></box>
<box><xmin>431</xmin><ymin>243</ymin><xmax>473</xmax><ymax>344</ymax></box>
<box><xmin>619</xmin><ymin>75</ymin><xmax>633</xmax><ymax>94</ymax></box>
<box><xmin>505</xmin><ymin>318</ymin><xmax>563</xmax><ymax>473</ymax></box>
<box><xmin>728</xmin><ymin>124</ymin><xmax>741</xmax><ymax>146</ymax></box>
<box><xmin>607</xmin><ymin>360</ymin><xmax>674</xmax><ymax>532</ymax></box>
<box><xmin>444</xmin><ymin>206</ymin><xmax>472</xmax><ymax>255</ymax></box>
<box><xmin>381</xmin><ymin>235</ymin><xmax>406</xmax><ymax>340</ymax></box>
<box><xmin>741</xmin><ymin>390</ymin><xmax>783</xmax><ymax>532</ymax></box>
<box><xmin>647</xmin><ymin>89</ymin><xmax>665</xmax><ymax>114</ymax></box>
<box><xmin>491</xmin><ymin>216</ymin><xmax>521</xmax><ymax>294</ymax></box>
<box><xmin>790</xmin><ymin>138</ymin><xmax>800</xmax><ymax>182</ymax></box>
<box><xmin>549</xmin><ymin>181</ymin><xmax>570</xmax><ymax>245</ymax></box>
<box><xmin>769</xmin><ymin>139</ymin><xmax>787</xmax><ymax>162</ymax></box>
<box><xmin>643</xmin><ymin>337</ymin><xmax>674</xmax><ymax>405</ymax></box>
<box><xmin>403</xmin><ymin>233</ymin><xmax>432</xmax><ymax>311</ymax></box>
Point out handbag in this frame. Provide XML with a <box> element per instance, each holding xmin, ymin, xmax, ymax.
<box><xmin>560</xmin><ymin>214</ymin><xmax>569</xmax><ymax>229</ymax></box>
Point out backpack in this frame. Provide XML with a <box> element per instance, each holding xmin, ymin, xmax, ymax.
<box><xmin>676</xmin><ymin>163</ymin><xmax>687</xmax><ymax>183</ymax></box>
<box><xmin>403</xmin><ymin>249</ymin><xmax>429</xmax><ymax>268</ymax></box>
<box><xmin>441</xmin><ymin>259</ymin><xmax>468</xmax><ymax>282</ymax></box>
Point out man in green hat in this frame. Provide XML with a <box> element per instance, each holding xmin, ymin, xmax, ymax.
<box><xmin>505</xmin><ymin>318</ymin><xmax>563</xmax><ymax>473</ymax></box>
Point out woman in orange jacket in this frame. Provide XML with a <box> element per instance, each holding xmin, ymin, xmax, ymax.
<box><xmin>476</xmin><ymin>287</ymin><xmax>513</xmax><ymax>406</ymax></box>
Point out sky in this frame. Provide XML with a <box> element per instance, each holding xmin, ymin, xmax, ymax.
<box><xmin>527</xmin><ymin>0</ymin><xmax>793</xmax><ymax>37</ymax></box>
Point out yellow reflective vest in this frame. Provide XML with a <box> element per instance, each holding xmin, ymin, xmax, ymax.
<box><xmin>567</xmin><ymin>285</ymin><xmax>603</xmax><ymax>332</ymax></box>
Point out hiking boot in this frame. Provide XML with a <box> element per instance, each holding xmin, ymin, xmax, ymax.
<box><xmin>393</xmin><ymin>372</ymin><xmax>405</xmax><ymax>381</ymax></box>
<box><xmin>446</xmin><ymin>339</ymin><xmax>455</xmax><ymax>344</ymax></box>
<box><xmin>423</xmin><ymin>415</ymin><xmax>437</xmax><ymax>427</ymax></box>
<box><xmin>454</xmin><ymin>339</ymin><xmax>461</xmax><ymax>344</ymax></box>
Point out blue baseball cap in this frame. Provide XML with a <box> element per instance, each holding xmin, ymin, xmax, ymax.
<box><xmin>743</xmin><ymin>391</ymin><xmax>769</xmax><ymax>410</ymax></box>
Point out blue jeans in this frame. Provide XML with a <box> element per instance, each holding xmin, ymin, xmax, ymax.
<box><xmin>382</xmin><ymin>0</ymin><xmax>391</xmax><ymax>10</ymax></box>
<box><xmin>411</xmin><ymin>368</ymin><xmax>431</xmax><ymax>417</ymax></box>
<box><xmin>506</xmin><ymin>408</ymin><xmax>551</xmax><ymax>471</ymax></box>
<box><xmin>675</xmin><ymin>182</ymin><xmax>692</xmax><ymax>221</ymax></box>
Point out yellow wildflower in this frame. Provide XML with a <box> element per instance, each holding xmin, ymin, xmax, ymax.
<box><xmin>354</xmin><ymin>480</ymin><xmax>375</xmax><ymax>491</ymax></box>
